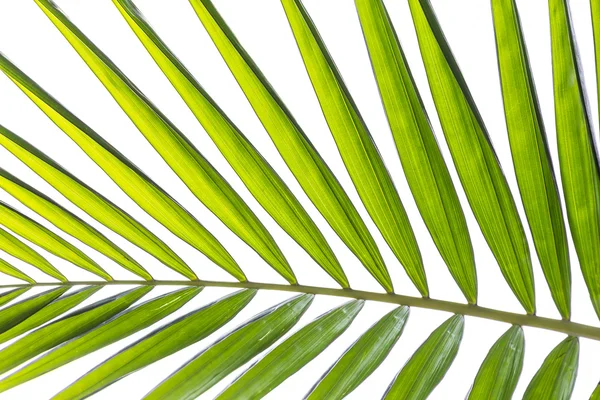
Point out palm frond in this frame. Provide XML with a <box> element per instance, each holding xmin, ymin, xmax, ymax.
<box><xmin>0</xmin><ymin>0</ymin><xmax>597</xmax><ymax>397</ymax></box>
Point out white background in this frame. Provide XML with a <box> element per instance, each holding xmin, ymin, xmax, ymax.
<box><xmin>0</xmin><ymin>0</ymin><xmax>598</xmax><ymax>398</ymax></box>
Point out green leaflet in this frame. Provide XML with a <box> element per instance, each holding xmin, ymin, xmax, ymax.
<box><xmin>0</xmin><ymin>168</ymin><xmax>151</xmax><ymax>280</ymax></box>
<box><xmin>35</xmin><ymin>0</ymin><xmax>293</xmax><ymax>285</ymax></box>
<box><xmin>56</xmin><ymin>289</ymin><xmax>256</xmax><ymax>399</ymax></box>
<box><xmin>306</xmin><ymin>306</ymin><xmax>409</xmax><ymax>400</ymax></box>
<box><xmin>0</xmin><ymin>224</ymin><xmax>64</xmax><ymax>281</ymax></box>
<box><xmin>0</xmin><ymin>287</ymin><xmax>68</xmax><ymax>334</ymax></box>
<box><xmin>492</xmin><ymin>0</ymin><xmax>570</xmax><ymax>319</ymax></box>
<box><xmin>0</xmin><ymin>286</ymin><xmax>100</xmax><ymax>345</ymax></box>
<box><xmin>112</xmin><ymin>0</ymin><xmax>347</xmax><ymax>288</ymax></box>
<box><xmin>218</xmin><ymin>299</ymin><xmax>364</xmax><ymax>399</ymax></box>
<box><xmin>145</xmin><ymin>293</ymin><xmax>314</xmax><ymax>399</ymax></box>
<box><xmin>190</xmin><ymin>0</ymin><xmax>392</xmax><ymax>293</ymax></box>
<box><xmin>549</xmin><ymin>0</ymin><xmax>600</xmax><ymax>317</ymax></box>
<box><xmin>281</xmin><ymin>0</ymin><xmax>424</xmax><ymax>295</ymax></box>
<box><xmin>0</xmin><ymin>201</ymin><xmax>111</xmax><ymax>281</ymax></box>
<box><xmin>468</xmin><ymin>325</ymin><xmax>524</xmax><ymax>399</ymax></box>
<box><xmin>355</xmin><ymin>0</ymin><xmax>475</xmax><ymax>302</ymax></box>
<box><xmin>0</xmin><ymin>288</ymin><xmax>30</xmax><ymax>308</ymax></box>
<box><xmin>0</xmin><ymin>285</ymin><xmax>151</xmax><ymax>375</ymax></box>
<box><xmin>384</xmin><ymin>314</ymin><xmax>464</xmax><ymax>399</ymax></box>
<box><xmin>594</xmin><ymin>0</ymin><xmax>600</xmax><ymax>125</ymax></box>
<box><xmin>408</xmin><ymin>0</ymin><xmax>535</xmax><ymax>313</ymax></box>
<box><xmin>0</xmin><ymin>258</ymin><xmax>34</xmax><ymax>283</ymax></box>
<box><xmin>0</xmin><ymin>286</ymin><xmax>201</xmax><ymax>392</ymax></box>
<box><xmin>523</xmin><ymin>336</ymin><xmax>579</xmax><ymax>399</ymax></box>
<box><xmin>0</xmin><ymin>61</ymin><xmax>233</xmax><ymax>283</ymax></box>
<box><xmin>592</xmin><ymin>384</ymin><xmax>600</xmax><ymax>400</ymax></box>
<box><xmin>0</xmin><ymin>124</ymin><xmax>190</xmax><ymax>280</ymax></box>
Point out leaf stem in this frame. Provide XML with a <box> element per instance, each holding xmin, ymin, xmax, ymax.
<box><xmin>1</xmin><ymin>279</ymin><xmax>599</xmax><ymax>340</ymax></box>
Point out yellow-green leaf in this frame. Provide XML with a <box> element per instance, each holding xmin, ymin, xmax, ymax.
<box><xmin>0</xmin><ymin>201</ymin><xmax>111</xmax><ymax>281</ymax></box>
<box><xmin>408</xmin><ymin>0</ymin><xmax>535</xmax><ymax>313</ymax></box>
<box><xmin>189</xmin><ymin>0</ymin><xmax>392</xmax><ymax>292</ymax></box>
<box><xmin>0</xmin><ymin>123</ymin><xmax>191</xmax><ymax>280</ymax></box>
<box><xmin>0</xmin><ymin>168</ymin><xmax>151</xmax><ymax>280</ymax></box>
<box><xmin>0</xmin><ymin>258</ymin><xmax>34</xmax><ymax>283</ymax></box>
<box><xmin>593</xmin><ymin>0</ymin><xmax>600</xmax><ymax>125</ymax></box>
<box><xmin>355</xmin><ymin>0</ymin><xmax>475</xmax><ymax>302</ymax></box>
<box><xmin>113</xmin><ymin>0</ymin><xmax>347</xmax><ymax>288</ymax></box>
<box><xmin>0</xmin><ymin>225</ymin><xmax>64</xmax><ymax>281</ymax></box>
<box><xmin>0</xmin><ymin>55</ymin><xmax>234</xmax><ymax>281</ymax></box>
<box><xmin>468</xmin><ymin>325</ymin><xmax>524</xmax><ymax>399</ymax></box>
<box><xmin>491</xmin><ymin>0</ymin><xmax>570</xmax><ymax>319</ymax></box>
<box><xmin>591</xmin><ymin>384</ymin><xmax>600</xmax><ymax>400</ymax></box>
<box><xmin>281</xmin><ymin>0</ymin><xmax>424</xmax><ymax>295</ymax></box>
<box><xmin>0</xmin><ymin>286</ymin><xmax>100</xmax><ymax>345</ymax></box>
<box><xmin>549</xmin><ymin>0</ymin><xmax>600</xmax><ymax>317</ymax></box>
<box><xmin>523</xmin><ymin>336</ymin><xmax>579</xmax><ymax>400</ymax></box>
<box><xmin>384</xmin><ymin>314</ymin><xmax>464</xmax><ymax>399</ymax></box>
<box><xmin>0</xmin><ymin>287</ymin><xmax>68</xmax><ymax>334</ymax></box>
<box><xmin>35</xmin><ymin>0</ymin><xmax>294</xmax><ymax>284</ymax></box>
<box><xmin>0</xmin><ymin>288</ymin><xmax>30</xmax><ymax>308</ymax></box>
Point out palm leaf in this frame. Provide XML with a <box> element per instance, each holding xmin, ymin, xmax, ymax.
<box><xmin>491</xmin><ymin>0</ymin><xmax>570</xmax><ymax>319</ymax></box>
<box><xmin>0</xmin><ymin>0</ymin><xmax>598</xmax><ymax>397</ymax></box>
<box><xmin>280</xmin><ymin>0</ymin><xmax>426</xmax><ymax>295</ymax></box>
<box><xmin>34</xmin><ymin>0</ymin><xmax>294</xmax><ymax>284</ymax></box>
<box><xmin>112</xmin><ymin>0</ymin><xmax>347</xmax><ymax>288</ymax></box>
<box><xmin>549</xmin><ymin>0</ymin><xmax>600</xmax><ymax>318</ymax></box>
<box><xmin>355</xmin><ymin>0</ymin><xmax>476</xmax><ymax>303</ymax></box>
<box><xmin>188</xmin><ymin>0</ymin><xmax>393</xmax><ymax>292</ymax></box>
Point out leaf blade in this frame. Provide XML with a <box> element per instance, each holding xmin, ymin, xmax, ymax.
<box><xmin>355</xmin><ymin>0</ymin><xmax>476</xmax><ymax>302</ymax></box>
<box><xmin>408</xmin><ymin>0</ymin><xmax>535</xmax><ymax>313</ymax></box>
<box><xmin>492</xmin><ymin>0</ymin><xmax>570</xmax><ymax>319</ymax></box>
<box><xmin>0</xmin><ymin>258</ymin><xmax>34</xmax><ymax>283</ymax></box>
<box><xmin>0</xmin><ymin>285</ymin><xmax>151</xmax><ymax>375</ymax></box>
<box><xmin>0</xmin><ymin>286</ymin><xmax>201</xmax><ymax>392</ymax></box>
<box><xmin>189</xmin><ymin>0</ymin><xmax>392</xmax><ymax>292</ymax></box>
<box><xmin>112</xmin><ymin>0</ymin><xmax>347</xmax><ymax>288</ymax></box>
<box><xmin>0</xmin><ymin>288</ymin><xmax>30</xmax><ymax>308</ymax></box>
<box><xmin>281</xmin><ymin>0</ymin><xmax>424</xmax><ymax>294</ymax></box>
<box><xmin>145</xmin><ymin>293</ymin><xmax>314</xmax><ymax>400</ymax></box>
<box><xmin>468</xmin><ymin>325</ymin><xmax>524</xmax><ymax>399</ymax></box>
<box><xmin>0</xmin><ymin>286</ymin><xmax>68</xmax><ymax>334</ymax></box>
<box><xmin>218</xmin><ymin>299</ymin><xmax>364</xmax><ymax>399</ymax></box>
<box><xmin>306</xmin><ymin>305</ymin><xmax>409</xmax><ymax>400</ymax></box>
<box><xmin>549</xmin><ymin>0</ymin><xmax>600</xmax><ymax>317</ymax></box>
<box><xmin>56</xmin><ymin>289</ymin><xmax>256</xmax><ymax>400</ymax></box>
<box><xmin>35</xmin><ymin>0</ymin><xmax>294</xmax><ymax>284</ymax></box>
<box><xmin>523</xmin><ymin>336</ymin><xmax>579</xmax><ymax>400</ymax></box>
<box><xmin>0</xmin><ymin>168</ymin><xmax>151</xmax><ymax>280</ymax></box>
<box><xmin>384</xmin><ymin>314</ymin><xmax>464</xmax><ymax>400</ymax></box>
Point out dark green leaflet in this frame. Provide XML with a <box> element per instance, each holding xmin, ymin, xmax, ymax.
<box><xmin>491</xmin><ymin>0</ymin><xmax>570</xmax><ymax>318</ymax></box>
<box><xmin>407</xmin><ymin>0</ymin><xmax>535</xmax><ymax>314</ymax></box>
<box><xmin>384</xmin><ymin>314</ymin><xmax>464</xmax><ymax>399</ymax></box>
<box><xmin>281</xmin><ymin>0</ymin><xmax>424</xmax><ymax>295</ymax></box>
<box><xmin>0</xmin><ymin>257</ymin><xmax>34</xmax><ymax>283</ymax></box>
<box><xmin>145</xmin><ymin>294</ymin><xmax>314</xmax><ymax>399</ymax></box>
<box><xmin>306</xmin><ymin>306</ymin><xmax>409</xmax><ymax>399</ymax></box>
<box><xmin>355</xmin><ymin>0</ymin><xmax>476</xmax><ymax>303</ymax></box>
<box><xmin>189</xmin><ymin>0</ymin><xmax>392</xmax><ymax>293</ymax></box>
<box><xmin>0</xmin><ymin>285</ymin><xmax>151</xmax><ymax>375</ymax></box>
<box><xmin>0</xmin><ymin>55</ymin><xmax>233</xmax><ymax>282</ymax></box>
<box><xmin>593</xmin><ymin>0</ymin><xmax>600</xmax><ymax>126</ymax></box>
<box><xmin>112</xmin><ymin>0</ymin><xmax>347</xmax><ymax>288</ymax></box>
<box><xmin>468</xmin><ymin>325</ymin><xmax>524</xmax><ymax>399</ymax></box>
<box><xmin>0</xmin><ymin>221</ymin><xmax>65</xmax><ymax>282</ymax></box>
<box><xmin>218</xmin><ymin>300</ymin><xmax>364</xmax><ymax>399</ymax></box>
<box><xmin>0</xmin><ymin>123</ymin><xmax>190</xmax><ymax>280</ymax></box>
<box><xmin>549</xmin><ymin>0</ymin><xmax>600</xmax><ymax>318</ymax></box>
<box><xmin>591</xmin><ymin>384</ymin><xmax>600</xmax><ymax>400</ymax></box>
<box><xmin>0</xmin><ymin>287</ymin><xmax>68</xmax><ymax>334</ymax></box>
<box><xmin>35</xmin><ymin>0</ymin><xmax>295</xmax><ymax>285</ymax></box>
<box><xmin>55</xmin><ymin>289</ymin><xmax>256</xmax><ymax>400</ymax></box>
<box><xmin>0</xmin><ymin>288</ymin><xmax>30</xmax><ymax>308</ymax></box>
<box><xmin>0</xmin><ymin>167</ymin><xmax>151</xmax><ymax>280</ymax></box>
<box><xmin>0</xmin><ymin>201</ymin><xmax>111</xmax><ymax>281</ymax></box>
<box><xmin>0</xmin><ymin>287</ymin><xmax>201</xmax><ymax>392</ymax></box>
<box><xmin>523</xmin><ymin>336</ymin><xmax>579</xmax><ymax>399</ymax></box>
<box><xmin>0</xmin><ymin>286</ymin><xmax>100</xmax><ymax>345</ymax></box>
